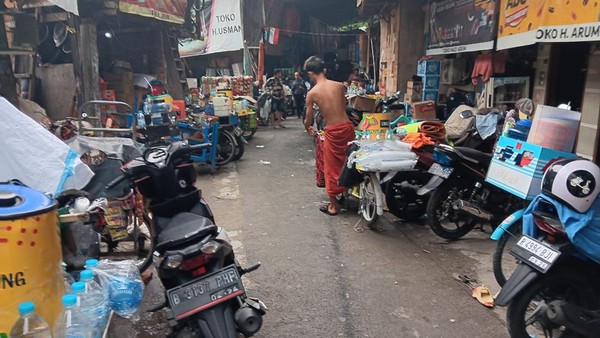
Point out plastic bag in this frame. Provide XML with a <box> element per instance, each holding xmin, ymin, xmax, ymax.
<box><xmin>261</xmin><ymin>98</ymin><xmax>272</xmax><ymax>119</ymax></box>
<box><xmin>94</xmin><ymin>260</ymin><xmax>144</xmax><ymax>319</ymax></box>
<box><xmin>0</xmin><ymin>98</ymin><xmax>94</xmax><ymax>194</ymax></box>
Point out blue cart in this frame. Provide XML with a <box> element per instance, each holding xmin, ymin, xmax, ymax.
<box><xmin>172</xmin><ymin>121</ymin><xmax>220</xmax><ymax>173</ymax></box>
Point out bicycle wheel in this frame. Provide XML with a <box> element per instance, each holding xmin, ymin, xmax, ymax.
<box><xmin>100</xmin><ymin>213</ymin><xmax>153</xmax><ymax>273</ymax></box>
<box><xmin>215</xmin><ymin>129</ymin><xmax>236</xmax><ymax>166</ymax></box>
<box><xmin>359</xmin><ymin>174</ymin><xmax>379</xmax><ymax>226</ymax></box>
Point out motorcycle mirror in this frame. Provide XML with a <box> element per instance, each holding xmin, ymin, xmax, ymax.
<box><xmin>80</xmin><ymin>149</ymin><xmax>107</xmax><ymax>166</ymax></box>
<box><xmin>460</xmin><ymin>110</ymin><xmax>474</xmax><ymax>119</ymax></box>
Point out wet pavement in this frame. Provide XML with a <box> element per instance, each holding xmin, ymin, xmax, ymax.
<box><xmin>109</xmin><ymin>118</ymin><xmax>509</xmax><ymax>338</ymax></box>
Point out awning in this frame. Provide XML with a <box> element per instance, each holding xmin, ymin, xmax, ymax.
<box><xmin>497</xmin><ymin>0</ymin><xmax>600</xmax><ymax>50</ymax></box>
<box><xmin>118</xmin><ymin>0</ymin><xmax>187</xmax><ymax>24</ymax></box>
<box><xmin>20</xmin><ymin>0</ymin><xmax>78</xmax><ymax>15</ymax></box>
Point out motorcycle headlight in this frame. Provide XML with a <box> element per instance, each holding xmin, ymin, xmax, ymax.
<box><xmin>201</xmin><ymin>240</ymin><xmax>221</xmax><ymax>255</ymax></box>
<box><xmin>163</xmin><ymin>254</ymin><xmax>183</xmax><ymax>269</ymax></box>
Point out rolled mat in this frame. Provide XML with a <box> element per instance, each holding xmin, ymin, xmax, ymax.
<box><xmin>419</xmin><ymin>121</ymin><xmax>446</xmax><ymax>144</ymax></box>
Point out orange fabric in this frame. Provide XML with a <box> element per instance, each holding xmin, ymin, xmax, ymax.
<box><xmin>323</xmin><ymin>121</ymin><xmax>355</xmax><ymax>197</ymax></box>
<box><xmin>403</xmin><ymin>132</ymin><xmax>435</xmax><ymax>149</ymax></box>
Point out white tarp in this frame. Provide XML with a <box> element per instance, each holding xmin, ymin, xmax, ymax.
<box><xmin>0</xmin><ymin>98</ymin><xmax>93</xmax><ymax>194</ymax></box>
<box><xmin>178</xmin><ymin>0</ymin><xmax>243</xmax><ymax>58</ymax></box>
<box><xmin>47</xmin><ymin>0</ymin><xmax>79</xmax><ymax>15</ymax></box>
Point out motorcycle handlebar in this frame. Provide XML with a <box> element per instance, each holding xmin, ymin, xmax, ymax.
<box><xmin>105</xmin><ymin>175</ymin><xmax>127</xmax><ymax>190</ymax></box>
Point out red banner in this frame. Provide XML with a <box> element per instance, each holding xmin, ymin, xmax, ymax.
<box><xmin>119</xmin><ymin>0</ymin><xmax>188</xmax><ymax>24</ymax></box>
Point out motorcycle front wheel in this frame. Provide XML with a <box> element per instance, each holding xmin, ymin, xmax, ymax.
<box><xmin>215</xmin><ymin>130</ymin><xmax>237</xmax><ymax>166</ymax></box>
<box><xmin>385</xmin><ymin>172</ymin><xmax>430</xmax><ymax>221</ymax></box>
<box><xmin>232</xmin><ymin>136</ymin><xmax>245</xmax><ymax>161</ymax></box>
<box><xmin>425</xmin><ymin>179</ymin><xmax>478</xmax><ymax>240</ymax></box>
<box><xmin>359</xmin><ymin>174</ymin><xmax>379</xmax><ymax>226</ymax></box>
<box><xmin>492</xmin><ymin>220</ymin><xmax>522</xmax><ymax>286</ymax></box>
<box><xmin>506</xmin><ymin>269</ymin><xmax>596</xmax><ymax>338</ymax></box>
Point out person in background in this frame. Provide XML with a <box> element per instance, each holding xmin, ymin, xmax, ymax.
<box><xmin>304</xmin><ymin>56</ymin><xmax>354</xmax><ymax>216</ymax></box>
<box><xmin>263</xmin><ymin>70</ymin><xmax>285</xmax><ymax>128</ymax></box>
<box><xmin>347</xmin><ymin>68</ymin><xmax>361</xmax><ymax>83</ymax></box>
<box><xmin>291</xmin><ymin>72</ymin><xmax>307</xmax><ymax>119</ymax></box>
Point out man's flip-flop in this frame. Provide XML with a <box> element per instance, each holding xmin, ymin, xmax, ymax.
<box><xmin>319</xmin><ymin>205</ymin><xmax>338</xmax><ymax>216</ymax></box>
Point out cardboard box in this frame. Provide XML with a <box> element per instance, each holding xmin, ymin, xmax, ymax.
<box><xmin>417</xmin><ymin>60</ymin><xmax>441</xmax><ymax>76</ymax></box>
<box><xmin>422</xmin><ymin>76</ymin><xmax>440</xmax><ymax>90</ymax></box>
<box><xmin>486</xmin><ymin>136</ymin><xmax>578</xmax><ymax>200</ymax></box>
<box><xmin>527</xmin><ymin>105</ymin><xmax>581</xmax><ymax>152</ymax></box>
<box><xmin>349</xmin><ymin>95</ymin><xmax>377</xmax><ymax>112</ymax></box>
<box><xmin>407</xmin><ymin>81</ymin><xmax>423</xmax><ymax>94</ymax></box>
<box><xmin>404</xmin><ymin>93</ymin><xmax>420</xmax><ymax>104</ymax></box>
<box><xmin>359</xmin><ymin>113</ymin><xmax>391</xmax><ymax>131</ymax></box>
<box><xmin>422</xmin><ymin>90</ymin><xmax>439</xmax><ymax>102</ymax></box>
<box><xmin>411</xmin><ymin>101</ymin><xmax>436</xmax><ymax>120</ymax></box>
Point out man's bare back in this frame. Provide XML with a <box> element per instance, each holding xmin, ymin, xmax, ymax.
<box><xmin>306</xmin><ymin>79</ymin><xmax>349</xmax><ymax>130</ymax></box>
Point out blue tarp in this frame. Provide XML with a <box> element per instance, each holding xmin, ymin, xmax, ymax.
<box><xmin>523</xmin><ymin>194</ymin><xmax>600</xmax><ymax>264</ymax></box>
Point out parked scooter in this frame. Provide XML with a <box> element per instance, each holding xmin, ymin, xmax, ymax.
<box><xmin>105</xmin><ymin>142</ymin><xmax>266</xmax><ymax>337</ymax></box>
<box><xmin>495</xmin><ymin>159</ymin><xmax>600</xmax><ymax>338</ymax></box>
<box><xmin>419</xmin><ymin>143</ymin><xmax>526</xmax><ymax>239</ymax></box>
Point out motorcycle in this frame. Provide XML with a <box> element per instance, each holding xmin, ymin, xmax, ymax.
<box><xmin>495</xmin><ymin>196</ymin><xmax>600</xmax><ymax>338</ymax></box>
<box><xmin>105</xmin><ymin>142</ymin><xmax>266</xmax><ymax>337</ymax></box>
<box><xmin>419</xmin><ymin>143</ymin><xmax>526</xmax><ymax>239</ymax></box>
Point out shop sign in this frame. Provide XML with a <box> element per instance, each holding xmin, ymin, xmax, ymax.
<box><xmin>426</xmin><ymin>0</ymin><xmax>497</xmax><ymax>55</ymax></box>
<box><xmin>119</xmin><ymin>0</ymin><xmax>188</xmax><ymax>24</ymax></box>
<box><xmin>498</xmin><ymin>0</ymin><xmax>600</xmax><ymax>50</ymax></box>
<box><xmin>179</xmin><ymin>0</ymin><xmax>243</xmax><ymax>57</ymax></box>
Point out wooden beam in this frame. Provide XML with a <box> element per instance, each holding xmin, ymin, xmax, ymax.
<box><xmin>41</xmin><ymin>11</ymin><xmax>69</xmax><ymax>23</ymax></box>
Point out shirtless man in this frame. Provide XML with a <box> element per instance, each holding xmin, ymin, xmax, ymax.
<box><xmin>304</xmin><ymin>56</ymin><xmax>355</xmax><ymax>215</ymax></box>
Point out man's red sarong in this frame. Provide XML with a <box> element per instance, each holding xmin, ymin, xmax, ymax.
<box><xmin>323</xmin><ymin>121</ymin><xmax>355</xmax><ymax>197</ymax></box>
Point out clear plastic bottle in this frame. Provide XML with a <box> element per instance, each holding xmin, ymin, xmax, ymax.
<box><xmin>83</xmin><ymin>260</ymin><xmax>104</xmax><ymax>289</ymax></box>
<box><xmin>71</xmin><ymin>281</ymin><xmax>104</xmax><ymax>338</ymax></box>
<box><xmin>54</xmin><ymin>294</ymin><xmax>93</xmax><ymax>338</ymax></box>
<box><xmin>9</xmin><ymin>302</ymin><xmax>51</xmax><ymax>338</ymax></box>
<box><xmin>62</xmin><ymin>263</ymin><xmax>75</xmax><ymax>294</ymax></box>
<box><xmin>79</xmin><ymin>270</ymin><xmax>110</xmax><ymax>335</ymax></box>
<box><xmin>136</xmin><ymin>111</ymin><xmax>146</xmax><ymax>128</ymax></box>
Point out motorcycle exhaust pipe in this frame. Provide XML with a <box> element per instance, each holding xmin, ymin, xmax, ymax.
<box><xmin>452</xmin><ymin>199</ymin><xmax>493</xmax><ymax>221</ymax></box>
<box><xmin>234</xmin><ymin>306</ymin><xmax>263</xmax><ymax>337</ymax></box>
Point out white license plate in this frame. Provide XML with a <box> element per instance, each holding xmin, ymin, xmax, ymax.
<box><xmin>511</xmin><ymin>235</ymin><xmax>561</xmax><ymax>272</ymax></box>
<box><xmin>428</xmin><ymin>163</ymin><xmax>453</xmax><ymax>179</ymax></box>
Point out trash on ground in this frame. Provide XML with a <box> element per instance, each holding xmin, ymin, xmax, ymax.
<box><xmin>259</xmin><ymin>160</ymin><xmax>271</xmax><ymax>165</ymax></box>
<box><xmin>256</xmin><ymin>145</ymin><xmax>265</xmax><ymax>148</ymax></box>
<box><xmin>472</xmin><ymin>285</ymin><xmax>495</xmax><ymax>308</ymax></box>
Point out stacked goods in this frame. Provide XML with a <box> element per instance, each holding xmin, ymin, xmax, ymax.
<box><xmin>404</xmin><ymin>81</ymin><xmax>422</xmax><ymax>104</ymax></box>
<box><xmin>200</xmin><ymin>76</ymin><xmax>254</xmax><ymax>96</ymax></box>
<box><xmin>417</xmin><ymin>60</ymin><xmax>441</xmax><ymax>102</ymax></box>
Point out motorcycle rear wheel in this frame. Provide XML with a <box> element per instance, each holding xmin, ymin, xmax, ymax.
<box><xmin>425</xmin><ymin>180</ymin><xmax>478</xmax><ymax>240</ymax></box>
<box><xmin>506</xmin><ymin>269</ymin><xmax>596</xmax><ymax>338</ymax></box>
<box><xmin>492</xmin><ymin>220</ymin><xmax>522</xmax><ymax>286</ymax></box>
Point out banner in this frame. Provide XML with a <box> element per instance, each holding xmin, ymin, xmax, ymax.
<box><xmin>427</xmin><ymin>0</ymin><xmax>497</xmax><ymax>55</ymax></box>
<box><xmin>498</xmin><ymin>0</ymin><xmax>600</xmax><ymax>50</ymax></box>
<box><xmin>178</xmin><ymin>0</ymin><xmax>243</xmax><ymax>58</ymax></box>
<box><xmin>119</xmin><ymin>0</ymin><xmax>187</xmax><ymax>24</ymax></box>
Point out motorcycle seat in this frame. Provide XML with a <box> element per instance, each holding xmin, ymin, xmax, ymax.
<box><xmin>155</xmin><ymin>212</ymin><xmax>218</xmax><ymax>252</ymax></box>
<box><xmin>453</xmin><ymin>147</ymin><xmax>492</xmax><ymax>167</ymax></box>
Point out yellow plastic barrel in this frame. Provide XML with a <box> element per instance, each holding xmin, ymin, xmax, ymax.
<box><xmin>0</xmin><ymin>184</ymin><xmax>63</xmax><ymax>335</ymax></box>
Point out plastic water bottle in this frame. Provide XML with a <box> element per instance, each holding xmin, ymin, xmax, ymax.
<box><xmin>9</xmin><ymin>302</ymin><xmax>51</xmax><ymax>338</ymax></box>
<box><xmin>241</xmin><ymin>99</ymin><xmax>248</xmax><ymax>111</ymax></box>
<box><xmin>136</xmin><ymin>111</ymin><xmax>146</xmax><ymax>128</ymax></box>
<box><xmin>108</xmin><ymin>278</ymin><xmax>143</xmax><ymax>319</ymax></box>
<box><xmin>72</xmin><ymin>280</ymin><xmax>106</xmax><ymax>338</ymax></box>
<box><xmin>62</xmin><ymin>263</ymin><xmax>75</xmax><ymax>294</ymax></box>
<box><xmin>54</xmin><ymin>294</ymin><xmax>93</xmax><ymax>338</ymax></box>
<box><xmin>84</xmin><ymin>259</ymin><xmax>105</xmax><ymax>289</ymax></box>
<box><xmin>80</xmin><ymin>270</ymin><xmax>110</xmax><ymax>332</ymax></box>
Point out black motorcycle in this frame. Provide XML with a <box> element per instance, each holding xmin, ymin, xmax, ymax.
<box><xmin>495</xmin><ymin>198</ymin><xmax>600</xmax><ymax>338</ymax></box>
<box><xmin>419</xmin><ymin>144</ymin><xmax>525</xmax><ymax>239</ymax></box>
<box><xmin>106</xmin><ymin>142</ymin><xmax>266</xmax><ymax>337</ymax></box>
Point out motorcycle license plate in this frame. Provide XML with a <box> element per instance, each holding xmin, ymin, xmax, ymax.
<box><xmin>234</xmin><ymin>127</ymin><xmax>244</xmax><ymax>137</ymax></box>
<box><xmin>428</xmin><ymin>163</ymin><xmax>453</xmax><ymax>179</ymax></box>
<box><xmin>167</xmin><ymin>265</ymin><xmax>245</xmax><ymax>320</ymax></box>
<box><xmin>510</xmin><ymin>235</ymin><xmax>561</xmax><ymax>273</ymax></box>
